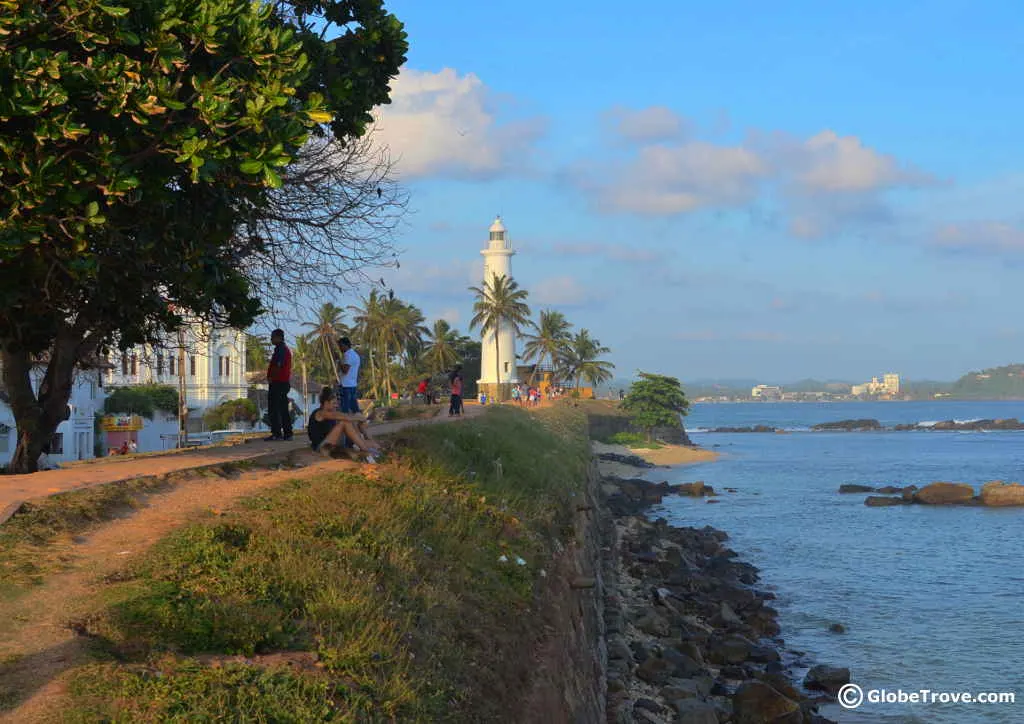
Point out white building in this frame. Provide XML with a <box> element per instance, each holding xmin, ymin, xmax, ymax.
<box><xmin>478</xmin><ymin>217</ymin><xmax>520</xmax><ymax>400</ymax></box>
<box><xmin>851</xmin><ymin>373</ymin><xmax>900</xmax><ymax>397</ymax></box>
<box><xmin>106</xmin><ymin>323</ymin><xmax>247</xmax><ymax>413</ymax></box>
<box><xmin>751</xmin><ymin>384</ymin><xmax>783</xmax><ymax>400</ymax></box>
<box><xmin>0</xmin><ymin>366</ymin><xmax>105</xmax><ymax>468</ymax></box>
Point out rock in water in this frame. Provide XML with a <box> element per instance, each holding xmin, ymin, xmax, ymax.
<box><xmin>980</xmin><ymin>481</ymin><xmax>1024</xmax><ymax>506</ymax></box>
<box><xmin>864</xmin><ymin>496</ymin><xmax>908</xmax><ymax>507</ymax></box>
<box><xmin>804</xmin><ymin>665</ymin><xmax>851</xmax><ymax>693</ymax></box>
<box><xmin>838</xmin><ymin>484</ymin><xmax>875</xmax><ymax>493</ymax></box>
<box><xmin>732</xmin><ymin>681</ymin><xmax>800</xmax><ymax>724</ymax></box>
<box><xmin>913</xmin><ymin>482</ymin><xmax>976</xmax><ymax>505</ymax></box>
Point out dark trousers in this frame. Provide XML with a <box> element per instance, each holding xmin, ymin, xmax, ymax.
<box><xmin>340</xmin><ymin>386</ymin><xmax>360</xmax><ymax>414</ymax></box>
<box><xmin>449</xmin><ymin>394</ymin><xmax>462</xmax><ymax>416</ymax></box>
<box><xmin>268</xmin><ymin>381</ymin><xmax>292</xmax><ymax>438</ymax></box>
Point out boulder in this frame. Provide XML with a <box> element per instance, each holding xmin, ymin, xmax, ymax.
<box><xmin>913</xmin><ymin>482</ymin><xmax>976</xmax><ymax>505</ymax></box>
<box><xmin>865</xmin><ymin>496</ymin><xmax>908</xmax><ymax>507</ymax></box>
<box><xmin>679</xmin><ymin>481</ymin><xmax>715</xmax><ymax>497</ymax></box>
<box><xmin>749</xmin><ymin>644</ymin><xmax>782</xmax><ymax>663</ymax></box>
<box><xmin>636</xmin><ymin>656</ymin><xmax>673</xmax><ymax>685</ymax></box>
<box><xmin>828</xmin><ymin>623</ymin><xmax>845</xmax><ymax>634</ymax></box>
<box><xmin>803</xmin><ymin>665</ymin><xmax>851</xmax><ymax>693</ymax></box>
<box><xmin>901</xmin><ymin>485</ymin><xmax>918</xmax><ymax>501</ymax></box>
<box><xmin>661</xmin><ymin>679</ymin><xmax>701</xmax><ymax>701</ymax></box>
<box><xmin>669</xmin><ymin>699</ymin><xmax>720</xmax><ymax>724</ymax></box>
<box><xmin>708</xmin><ymin>634</ymin><xmax>754</xmax><ymax>664</ymax></box>
<box><xmin>980</xmin><ymin>481</ymin><xmax>1024</xmax><ymax>507</ymax></box>
<box><xmin>811</xmin><ymin>419</ymin><xmax>881</xmax><ymax>431</ymax></box>
<box><xmin>636</xmin><ymin>611</ymin><xmax>671</xmax><ymax>637</ymax></box>
<box><xmin>661</xmin><ymin>648</ymin><xmax>706</xmax><ymax>677</ymax></box>
<box><xmin>838</xmin><ymin>484</ymin><xmax>875</xmax><ymax>494</ymax></box>
<box><xmin>876</xmin><ymin>485</ymin><xmax>902</xmax><ymax>494</ymax></box>
<box><xmin>732</xmin><ymin>681</ymin><xmax>800</xmax><ymax>724</ymax></box>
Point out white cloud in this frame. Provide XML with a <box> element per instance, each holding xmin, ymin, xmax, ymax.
<box><xmin>574</xmin><ymin>111</ymin><xmax>933</xmax><ymax>239</ymax></box>
<box><xmin>549</xmin><ymin>241</ymin><xmax>669</xmax><ymax>264</ymax></box>
<box><xmin>604</xmin><ymin>105</ymin><xmax>687</xmax><ymax>142</ymax></box>
<box><xmin>531</xmin><ymin>276</ymin><xmax>592</xmax><ymax>306</ymax></box>
<box><xmin>439</xmin><ymin>308</ymin><xmax>462</xmax><ymax>325</ymax></box>
<box><xmin>572</xmin><ymin>141</ymin><xmax>765</xmax><ymax>215</ymax></box>
<box><xmin>373</xmin><ymin>67</ymin><xmax>546</xmax><ymax>179</ymax></box>
<box><xmin>931</xmin><ymin>222</ymin><xmax>1024</xmax><ymax>253</ymax></box>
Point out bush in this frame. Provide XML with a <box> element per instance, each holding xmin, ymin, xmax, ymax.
<box><xmin>204</xmin><ymin>399</ymin><xmax>258</xmax><ymax>430</ymax></box>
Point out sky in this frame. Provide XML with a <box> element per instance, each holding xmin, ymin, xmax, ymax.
<box><xmin>314</xmin><ymin>0</ymin><xmax>1024</xmax><ymax>383</ymax></box>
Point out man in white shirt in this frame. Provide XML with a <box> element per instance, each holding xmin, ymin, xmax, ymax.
<box><xmin>337</xmin><ymin>336</ymin><xmax>361</xmax><ymax>414</ymax></box>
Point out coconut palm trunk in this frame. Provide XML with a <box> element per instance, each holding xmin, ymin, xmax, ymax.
<box><xmin>493</xmin><ymin>320</ymin><xmax>501</xmax><ymax>403</ymax></box>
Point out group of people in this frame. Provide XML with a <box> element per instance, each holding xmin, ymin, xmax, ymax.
<box><xmin>264</xmin><ymin>328</ymin><xmax>381</xmax><ymax>461</ymax></box>
<box><xmin>510</xmin><ymin>383</ymin><xmax>566</xmax><ymax>407</ymax></box>
<box><xmin>415</xmin><ymin>366</ymin><xmax>464</xmax><ymax>417</ymax></box>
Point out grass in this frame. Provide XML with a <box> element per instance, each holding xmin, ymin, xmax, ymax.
<box><xmin>381</xmin><ymin>404</ymin><xmax>442</xmax><ymax>422</ymax></box>
<box><xmin>603</xmin><ymin>431</ymin><xmax>663</xmax><ymax>449</ymax></box>
<box><xmin>46</xmin><ymin>405</ymin><xmax>590</xmax><ymax>723</ymax></box>
<box><xmin>0</xmin><ymin>463</ymin><xmax>251</xmax><ymax>593</ymax></box>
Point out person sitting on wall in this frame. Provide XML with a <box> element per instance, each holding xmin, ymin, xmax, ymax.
<box><xmin>307</xmin><ymin>386</ymin><xmax>381</xmax><ymax>462</ymax></box>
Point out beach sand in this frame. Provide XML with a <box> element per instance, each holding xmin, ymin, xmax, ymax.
<box><xmin>591</xmin><ymin>440</ymin><xmax>718</xmax><ymax>477</ymax></box>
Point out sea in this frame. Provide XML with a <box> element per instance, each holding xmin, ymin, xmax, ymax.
<box><xmin>651</xmin><ymin>400</ymin><xmax>1024</xmax><ymax>724</ymax></box>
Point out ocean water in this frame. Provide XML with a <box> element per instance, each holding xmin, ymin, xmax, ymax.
<box><xmin>653</xmin><ymin>401</ymin><xmax>1024</xmax><ymax>723</ymax></box>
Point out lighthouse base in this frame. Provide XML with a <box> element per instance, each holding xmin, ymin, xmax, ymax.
<box><xmin>476</xmin><ymin>381</ymin><xmax>516</xmax><ymax>404</ymax></box>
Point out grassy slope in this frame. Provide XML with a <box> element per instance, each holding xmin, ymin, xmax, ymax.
<box><xmin>51</xmin><ymin>405</ymin><xmax>589</xmax><ymax>723</ymax></box>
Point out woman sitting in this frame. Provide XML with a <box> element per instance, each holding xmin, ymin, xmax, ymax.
<box><xmin>308</xmin><ymin>386</ymin><xmax>381</xmax><ymax>461</ymax></box>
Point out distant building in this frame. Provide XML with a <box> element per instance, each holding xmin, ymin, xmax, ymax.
<box><xmin>852</xmin><ymin>373</ymin><xmax>900</xmax><ymax>397</ymax></box>
<box><xmin>751</xmin><ymin>384</ymin><xmax>783</xmax><ymax>400</ymax></box>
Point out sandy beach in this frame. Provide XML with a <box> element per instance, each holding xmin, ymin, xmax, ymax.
<box><xmin>591</xmin><ymin>440</ymin><xmax>718</xmax><ymax>477</ymax></box>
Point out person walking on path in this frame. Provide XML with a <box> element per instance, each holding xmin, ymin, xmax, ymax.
<box><xmin>266</xmin><ymin>328</ymin><xmax>293</xmax><ymax>441</ymax></box>
<box><xmin>416</xmin><ymin>377</ymin><xmax>430</xmax><ymax>405</ymax></box>
<box><xmin>337</xmin><ymin>336</ymin><xmax>361</xmax><ymax>414</ymax></box>
<box><xmin>448</xmin><ymin>366</ymin><xmax>464</xmax><ymax>417</ymax></box>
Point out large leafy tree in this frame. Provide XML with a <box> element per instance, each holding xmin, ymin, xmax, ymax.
<box><xmin>558</xmin><ymin>329</ymin><xmax>615</xmax><ymax>394</ymax></box>
<box><xmin>521</xmin><ymin>309</ymin><xmax>572</xmax><ymax>385</ymax></box>
<box><xmin>468</xmin><ymin>274</ymin><xmax>532</xmax><ymax>402</ymax></box>
<box><xmin>621</xmin><ymin>372</ymin><xmax>690</xmax><ymax>441</ymax></box>
<box><xmin>0</xmin><ymin>0</ymin><xmax>406</xmax><ymax>471</ymax></box>
<box><xmin>245</xmin><ymin>333</ymin><xmax>269</xmax><ymax>373</ymax></box>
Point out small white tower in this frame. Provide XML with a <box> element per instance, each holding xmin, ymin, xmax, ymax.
<box><xmin>478</xmin><ymin>216</ymin><xmax>519</xmax><ymax>400</ymax></box>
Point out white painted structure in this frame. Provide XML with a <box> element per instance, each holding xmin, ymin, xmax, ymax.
<box><xmin>478</xmin><ymin>217</ymin><xmax>520</xmax><ymax>395</ymax></box>
<box><xmin>0</xmin><ymin>367</ymin><xmax>105</xmax><ymax>468</ymax></box>
<box><xmin>106</xmin><ymin>323</ymin><xmax>247</xmax><ymax>413</ymax></box>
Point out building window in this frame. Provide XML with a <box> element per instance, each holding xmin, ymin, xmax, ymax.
<box><xmin>190</xmin><ymin>356</ymin><xmax>196</xmax><ymax>376</ymax></box>
<box><xmin>504</xmin><ymin>361</ymin><xmax>509</xmax><ymax>373</ymax></box>
<box><xmin>0</xmin><ymin>424</ymin><xmax>9</xmax><ymax>454</ymax></box>
<box><xmin>156</xmin><ymin>353</ymin><xmax>163</xmax><ymax>376</ymax></box>
<box><xmin>130</xmin><ymin>354</ymin><xmax>137</xmax><ymax>376</ymax></box>
<box><xmin>169</xmin><ymin>356</ymin><xmax>175</xmax><ymax>376</ymax></box>
<box><xmin>121</xmin><ymin>356</ymin><xmax>128</xmax><ymax>375</ymax></box>
<box><xmin>224</xmin><ymin>356</ymin><xmax>230</xmax><ymax>377</ymax></box>
<box><xmin>50</xmin><ymin>432</ymin><xmax>64</xmax><ymax>455</ymax></box>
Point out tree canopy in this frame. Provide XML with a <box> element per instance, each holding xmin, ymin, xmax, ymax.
<box><xmin>103</xmin><ymin>384</ymin><xmax>179</xmax><ymax>420</ymax></box>
<box><xmin>621</xmin><ymin>372</ymin><xmax>690</xmax><ymax>440</ymax></box>
<box><xmin>0</xmin><ymin>0</ymin><xmax>407</xmax><ymax>471</ymax></box>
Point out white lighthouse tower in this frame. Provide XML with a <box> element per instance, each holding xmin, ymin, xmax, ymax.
<box><xmin>478</xmin><ymin>216</ymin><xmax>519</xmax><ymax>401</ymax></box>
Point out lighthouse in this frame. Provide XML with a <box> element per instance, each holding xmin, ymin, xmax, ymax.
<box><xmin>478</xmin><ymin>216</ymin><xmax>519</xmax><ymax>401</ymax></box>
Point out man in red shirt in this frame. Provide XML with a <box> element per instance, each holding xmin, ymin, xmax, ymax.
<box><xmin>265</xmin><ymin>328</ymin><xmax>293</xmax><ymax>441</ymax></box>
<box><xmin>416</xmin><ymin>377</ymin><xmax>429</xmax><ymax>404</ymax></box>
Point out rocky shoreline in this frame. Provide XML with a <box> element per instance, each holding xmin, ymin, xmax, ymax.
<box><xmin>708</xmin><ymin>416</ymin><xmax>1024</xmax><ymax>433</ymax></box>
<box><xmin>600</xmin><ymin>469</ymin><xmax>845</xmax><ymax>723</ymax></box>
<box><xmin>840</xmin><ymin>480</ymin><xmax>1024</xmax><ymax>507</ymax></box>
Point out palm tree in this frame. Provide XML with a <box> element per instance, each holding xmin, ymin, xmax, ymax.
<box><xmin>349</xmin><ymin>290</ymin><xmax>385</xmax><ymax>399</ymax></box>
<box><xmin>469</xmin><ymin>274</ymin><xmax>533</xmax><ymax>402</ymax></box>
<box><xmin>302</xmin><ymin>302</ymin><xmax>348</xmax><ymax>382</ymax></box>
<box><xmin>521</xmin><ymin>309</ymin><xmax>573</xmax><ymax>386</ymax></box>
<box><xmin>558</xmin><ymin>329</ymin><xmax>615</xmax><ymax>396</ymax></box>
<box><xmin>423</xmin><ymin>319</ymin><xmax>461</xmax><ymax>375</ymax></box>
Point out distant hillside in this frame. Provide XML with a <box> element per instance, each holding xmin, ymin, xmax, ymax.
<box><xmin>947</xmin><ymin>364</ymin><xmax>1024</xmax><ymax>399</ymax></box>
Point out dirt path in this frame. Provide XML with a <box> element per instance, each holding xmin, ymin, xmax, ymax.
<box><xmin>0</xmin><ymin>407</ymin><xmax>483</xmax><ymax>722</ymax></box>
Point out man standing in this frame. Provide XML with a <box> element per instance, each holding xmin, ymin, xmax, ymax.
<box><xmin>266</xmin><ymin>329</ymin><xmax>293</xmax><ymax>441</ymax></box>
<box><xmin>337</xmin><ymin>336</ymin><xmax>361</xmax><ymax>414</ymax></box>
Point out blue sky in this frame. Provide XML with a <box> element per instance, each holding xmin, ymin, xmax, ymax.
<box><xmin>316</xmin><ymin>0</ymin><xmax>1024</xmax><ymax>383</ymax></box>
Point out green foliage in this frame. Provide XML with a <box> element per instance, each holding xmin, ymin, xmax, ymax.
<box><xmin>521</xmin><ymin>309</ymin><xmax>572</xmax><ymax>383</ymax></box>
<box><xmin>605</xmin><ymin>431</ymin><xmax>662</xmax><ymax>449</ymax></box>
<box><xmin>103</xmin><ymin>385</ymin><xmax>178</xmax><ymax>419</ymax></box>
<box><xmin>558</xmin><ymin>329</ymin><xmax>615</xmax><ymax>390</ymax></box>
<box><xmin>245</xmin><ymin>334</ymin><xmax>269</xmax><ymax>373</ymax></box>
<box><xmin>0</xmin><ymin>0</ymin><xmax>407</xmax><ymax>470</ymax></box>
<box><xmin>948</xmin><ymin>364</ymin><xmax>1024</xmax><ymax>399</ymax></box>
<box><xmin>349</xmin><ymin>290</ymin><xmax>429</xmax><ymax>402</ymax></box>
<box><xmin>621</xmin><ymin>372</ymin><xmax>690</xmax><ymax>441</ymax></box>
<box><xmin>58</xmin><ymin>406</ymin><xmax>591</xmax><ymax>722</ymax></box>
<box><xmin>203</xmin><ymin>398</ymin><xmax>258</xmax><ymax>430</ymax></box>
